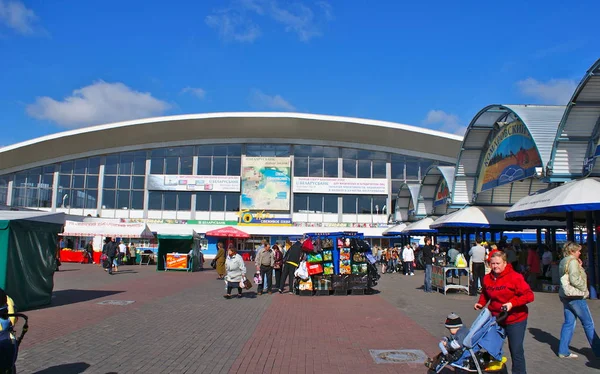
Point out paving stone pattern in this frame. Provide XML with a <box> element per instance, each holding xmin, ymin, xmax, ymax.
<box><xmin>13</xmin><ymin>263</ymin><xmax>600</xmax><ymax>373</ymax></box>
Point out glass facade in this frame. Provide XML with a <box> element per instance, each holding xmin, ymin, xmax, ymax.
<box><xmin>102</xmin><ymin>152</ymin><xmax>146</xmax><ymax>210</ymax></box>
<box><xmin>13</xmin><ymin>166</ymin><xmax>54</xmax><ymax>208</ymax></box>
<box><xmin>2</xmin><ymin>143</ymin><xmax>445</xmax><ymax>220</ymax></box>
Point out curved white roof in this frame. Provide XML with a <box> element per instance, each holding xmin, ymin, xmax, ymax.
<box><xmin>0</xmin><ymin>112</ymin><xmax>463</xmax><ymax>174</ymax></box>
<box><xmin>453</xmin><ymin>105</ymin><xmax>563</xmax><ymax>207</ymax></box>
<box><xmin>550</xmin><ymin>58</ymin><xmax>600</xmax><ymax>179</ymax></box>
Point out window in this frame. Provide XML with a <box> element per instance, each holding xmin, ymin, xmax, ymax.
<box><xmin>343</xmin><ymin>195</ymin><xmax>357</xmax><ymax>214</ymax></box>
<box><xmin>293</xmin><ymin>194</ymin><xmax>308</xmax><ymax>212</ymax></box>
<box><xmin>0</xmin><ymin>176</ymin><xmax>9</xmax><ymax>205</ymax></box>
<box><xmin>13</xmin><ymin>166</ymin><xmax>54</xmax><ymax>208</ymax></box>
<box><xmin>343</xmin><ymin>159</ymin><xmax>356</xmax><ymax>178</ymax></box>
<box><xmin>195</xmin><ymin>144</ymin><xmax>244</xmax><ymax>176</ymax></box>
<box><xmin>195</xmin><ymin>192</ymin><xmax>239</xmax><ymax>212</ymax></box>
<box><xmin>148</xmin><ymin>191</ymin><xmax>192</xmax><ymax>211</ymax></box>
<box><xmin>150</xmin><ymin>147</ymin><xmax>188</xmax><ymax>175</ymax></box>
<box><xmin>294</xmin><ymin>157</ymin><xmax>308</xmax><ymax>177</ymax></box>
<box><xmin>391</xmin><ymin>155</ymin><xmax>405</xmax><ymax>180</ymax></box>
<box><xmin>102</xmin><ymin>152</ymin><xmax>147</xmax><ymax>210</ymax></box>
<box><xmin>323</xmin><ymin>195</ymin><xmax>338</xmax><ymax>213</ymax></box>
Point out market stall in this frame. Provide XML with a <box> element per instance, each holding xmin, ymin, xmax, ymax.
<box><xmin>205</xmin><ymin>226</ymin><xmax>251</xmax><ymax>260</ymax></box>
<box><xmin>297</xmin><ymin>231</ymin><xmax>380</xmax><ymax>296</ymax></box>
<box><xmin>0</xmin><ymin>211</ymin><xmax>65</xmax><ymax>310</ymax></box>
<box><xmin>432</xmin><ymin>265</ymin><xmax>470</xmax><ymax>295</ymax></box>
<box><xmin>60</xmin><ymin>220</ymin><xmax>154</xmax><ymax>264</ymax></box>
<box><xmin>156</xmin><ymin>226</ymin><xmax>203</xmax><ymax>272</ymax></box>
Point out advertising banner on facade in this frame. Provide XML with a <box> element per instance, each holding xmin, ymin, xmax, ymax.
<box><xmin>292</xmin><ymin>177</ymin><xmax>388</xmax><ymax>195</ymax></box>
<box><xmin>241</xmin><ymin>157</ymin><xmax>291</xmax><ymax>210</ymax></box>
<box><xmin>476</xmin><ymin>120</ymin><xmax>542</xmax><ymax>193</ymax></box>
<box><xmin>147</xmin><ymin>175</ymin><xmax>240</xmax><ymax>192</ymax></box>
<box><xmin>237</xmin><ymin>210</ymin><xmax>292</xmax><ymax>226</ymax></box>
<box><xmin>433</xmin><ymin>178</ymin><xmax>449</xmax><ymax>207</ymax></box>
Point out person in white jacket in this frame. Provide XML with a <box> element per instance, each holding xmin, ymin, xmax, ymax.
<box><xmin>402</xmin><ymin>245</ymin><xmax>415</xmax><ymax>276</ymax></box>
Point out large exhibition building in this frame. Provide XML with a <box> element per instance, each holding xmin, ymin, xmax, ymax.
<box><xmin>0</xmin><ymin>113</ymin><xmax>462</xmax><ymax>251</ymax></box>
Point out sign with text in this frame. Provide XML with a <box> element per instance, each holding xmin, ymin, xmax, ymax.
<box><xmin>147</xmin><ymin>175</ymin><xmax>240</xmax><ymax>192</ymax></box>
<box><xmin>292</xmin><ymin>177</ymin><xmax>388</xmax><ymax>195</ymax></box>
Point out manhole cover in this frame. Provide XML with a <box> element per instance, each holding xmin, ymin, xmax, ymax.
<box><xmin>369</xmin><ymin>349</ymin><xmax>427</xmax><ymax>364</ymax></box>
<box><xmin>97</xmin><ymin>300</ymin><xmax>135</xmax><ymax>306</ymax></box>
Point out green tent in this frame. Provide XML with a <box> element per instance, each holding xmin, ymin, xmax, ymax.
<box><xmin>0</xmin><ymin>211</ymin><xmax>65</xmax><ymax>311</ymax></box>
<box><xmin>157</xmin><ymin>229</ymin><xmax>201</xmax><ymax>272</ymax></box>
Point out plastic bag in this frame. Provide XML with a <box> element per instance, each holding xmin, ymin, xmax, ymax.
<box><xmin>455</xmin><ymin>253</ymin><xmax>468</xmax><ymax>268</ymax></box>
<box><xmin>294</xmin><ymin>261</ymin><xmax>310</xmax><ymax>280</ymax></box>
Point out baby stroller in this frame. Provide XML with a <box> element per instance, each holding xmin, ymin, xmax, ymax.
<box><xmin>427</xmin><ymin>308</ymin><xmax>508</xmax><ymax>374</ymax></box>
<box><xmin>0</xmin><ymin>309</ymin><xmax>29</xmax><ymax>374</ymax></box>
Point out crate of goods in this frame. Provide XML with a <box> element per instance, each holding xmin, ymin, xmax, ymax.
<box><xmin>332</xmin><ymin>275</ymin><xmax>348</xmax><ymax>290</ymax></box>
<box><xmin>348</xmin><ymin>275</ymin><xmax>369</xmax><ymax>290</ymax></box>
<box><xmin>314</xmin><ymin>275</ymin><xmax>332</xmax><ymax>291</ymax></box>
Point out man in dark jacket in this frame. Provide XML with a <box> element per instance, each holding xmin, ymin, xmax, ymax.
<box><xmin>422</xmin><ymin>237</ymin><xmax>435</xmax><ymax>292</ymax></box>
<box><xmin>103</xmin><ymin>237</ymin><xmax>117</xmax><ymax>275</ymax></box>
<box><xmin>279</xmin><ymin>240</ymin><xmax>303</xmax><ymax>294</ymax></box>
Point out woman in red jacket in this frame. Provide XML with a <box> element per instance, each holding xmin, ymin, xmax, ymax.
<box><xmin>475</xmin><ymin>251</ymin><xmax>534</xmax><ymax>374</ymax></box>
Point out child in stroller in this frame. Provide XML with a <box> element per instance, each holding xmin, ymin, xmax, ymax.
<box><xmin>0</xmin><ymin>288</ymin><xmax>29</xmax><ymax>374</ymax></box>
<box><xmin>425</xmin><ymin>308</ymin><xmax>508</xmax><ymax>373</ymax></box>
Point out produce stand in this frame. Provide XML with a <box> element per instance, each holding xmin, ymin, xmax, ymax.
<box><xmin>296</xmin><ymin>231</ymin><xmax>380</xmax><ymax>296</ymax></box>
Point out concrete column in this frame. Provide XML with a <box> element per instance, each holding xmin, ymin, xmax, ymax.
<box><xmin>191</xmin><ymin>154</ymin><xmax>198</xmax><ymax>219</ymax></box>
<box><xmin>586</xmin><ymin>211</ymin><xmax>597</xmax><ymax>299</ymax></box>
<box><xmin>97</xmin><ymin>159</ymin><xmax>105</xmax><ymax>214</ymax></box>
<box><xmin>143</xmin><ymin>157</ymin><xmax>150</xmax><ymax>219</ymax></box>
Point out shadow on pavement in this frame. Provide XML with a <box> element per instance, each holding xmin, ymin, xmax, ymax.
<box><xmin>55</xmin><ymin>269</ymin><xmax>80</xmax><ymax>272</ymax></box>
<box><xmin>529</xmin><ymin>327</ymin><xmax>559</xmax><ymax>354</ymax></box>
<box><xmin>33</xmin><ymin>362</ymin><xmax>90</xmax><ymax>374</ymax></box>
<box><xmin>42</xmin><ymin>289</ymin><xmax>124</xmax><ymax>308</ymax></box>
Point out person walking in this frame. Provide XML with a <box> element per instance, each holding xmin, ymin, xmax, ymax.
<box><xmin>215</xmin><ymin>242</ymin><xmax>226</xmax><ymax>280</ymax></box>
<box><xmin>118</xmin><ymin>240</ymin><xmax>127</xmax><ymax>267</ymax></box>
<box><xmin>526</xmin><ymin>246</ymin><xmax>541</xmax><ymax>291</ymax></box>
<box><xmin>272</xmin><ymin>244</ymin><xmax>284</xmax><ymax>291</ymax></box>
<box><xmin>279</xmin><ymin>240</ymin><xmax>302</xmax><ymax>294</ymax></box>
<box><xmin>83</xmin><ymin>241</ymin><xmax>94</xmax><ymax>264</ymax></box>
<box><xmin>402</xmin><ymin>244</ymin><xmax>415</xmax><ymax>276</ymax></box>
<box><xmin>103</xmin><ymin>237</ymin><xmax>117</xmax><ymax>275</ymax></box>
<box><xmin>422</xmin><ymin>238</ymin><xmax>435</xmax><ymax>292</ymax></box>
<box><xmin>469</xmin><ymin>238</ymin><xmax>486</xmax><ymax>293</ymax></box>
<box><xmin>255</xmin><ymin>240</ymin><xmax>274</xmax><ymax>295</ymax></box>
<box><xmin>475</xmin><ymin>251</ymin><xmax>534</xmax><ymax>374</ymax></box>
<box><xmin>224</xmin><ymin>245</ymin><xmax>246</xmax><ymax>299</ymax></box>
<box><xmin>557</xmin><ymin>241</ymin><xmax>600</xmax><ymax>359</ymax></box>
<box><xmin>541</xmin><ymin>246</ymin><xmax>553</xmax><ymax>278</ymax></box>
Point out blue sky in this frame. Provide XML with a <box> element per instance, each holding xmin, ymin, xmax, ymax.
<box><xmin>0</xmin><ymin>0</ymin><xmax>598</xmax><ymax>147</ymax></box>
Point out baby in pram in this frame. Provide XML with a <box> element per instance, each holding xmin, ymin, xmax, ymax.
<box><xmin>425</xmin><ymin>313</ymin><xmax>469</xmax><ymax>370</ymax></box>
<box><xmin>425</xmin><ymin>309</ymin><xmax>508</xmax><ymax>373</ymax></box>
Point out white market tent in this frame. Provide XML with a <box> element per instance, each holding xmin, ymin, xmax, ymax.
<box><xmin>60</xmin><ymin>220</ymin><xmax>154</xmax><ymax>238</ymax></box>
<box><xmin>382</xmin><ymin>223</ymin><xmax>407</xmax><ymax>236</ymax></box>
<box><xmin>430</xmin><ymin>206</ymin><xmax>565</xmax><ymax>230</ymax></box>
<box><xmin>401</xmin><ymin>217</ymin><xmax>436</xmax><ymax>234</ymax></box>
<box><xmin>506</xmin><ymin>178</ymin><xmax>600</xmax><ymax>221</ymax></box>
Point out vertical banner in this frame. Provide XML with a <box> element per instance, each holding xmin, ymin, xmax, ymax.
<box><xmin>241</xmin><ymin>156</ymin><xmax>291</xmax><ymax>210</ymax></box>
<box><xmin>476</xmin><ymin>120</ymin><xmax>542</xmax><ymax>193</ymax></box>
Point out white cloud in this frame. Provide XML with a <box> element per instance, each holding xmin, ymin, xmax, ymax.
<box><xmin>205</xmin><ymin>13</ymin><xmax>261</xmax><ymax>43</ymax></box>
<box><xmin>250</xmin><ymin>89</ymin><xmax>296</xmax><ymax>111</ymax></box>
<box><xmin>181</xmin><ymin>87</ymin><xmax>207</xmax><ymax>100</ymax></box>
<box><xmin>422</xmin><ymin>110</ymin><xmax>467</xmax><ymax>135</ymax></box>
<box><xmin>207</xmin><ymin>0</ymin><xmax>333</xmax><ymax>42</ymax></box>
<box><xmin>0</xmin><ymin>0</ymin><xmax>39</xmax><ymax>35</ymax></box>
<box><xmin>516</xmin><ymin>78</ymin><xmax>577</xmax><ymax>105</ymax></box>
<box><xmin>27</xmin><ymin>81</ymin><xmax>170</xmax><ymax>128</ymax></box>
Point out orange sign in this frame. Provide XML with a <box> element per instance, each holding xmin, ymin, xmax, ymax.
<box><xmin>166</xmin><ymin>253</ymin><xmax>188</xmax><ymax>269</ymax></box>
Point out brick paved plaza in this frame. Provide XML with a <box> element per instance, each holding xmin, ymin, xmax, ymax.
<box><xmin>12</xmin><ymin>262</ymin><xmax>600</xmax><ymax>373</ymax></box>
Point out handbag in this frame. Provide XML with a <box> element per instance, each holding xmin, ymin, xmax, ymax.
<box><xmin>307</xmin><ymin>263</ymin><xmax>324</xmax><ymax>275</ymax></box>
<box><xmin>242</xmin><ymin>276</ymin><xmax>252</xmax><ymax>290</ymax></box>
<box><xmin>294</xmin><ymin>261</ymin><xmax>310</xmax><ymax>280</ymax></box>
<box><xmin>210</xmin><ymin>259</ymin><xmax>217</xmax><ymax>269</ymax></box>
<box><xmin>561</xmin><ymin>259</ymin><xmax>588</xmax><ymax>297</ymax></box>
<box><xmin>301</xmin><ymin>240</ymin><xmax>314</xmax><ymax>253</ymax></box>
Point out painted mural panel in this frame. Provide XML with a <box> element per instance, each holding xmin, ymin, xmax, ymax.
<box><xmin>476</xmin><ymin>120</ymin><xmax>542</xmax><ymax>193</ymax></box>
<box><xmin>433</xmin><ymin>178</ymin><xmax>449</xmax><ymax>207</ymax></box>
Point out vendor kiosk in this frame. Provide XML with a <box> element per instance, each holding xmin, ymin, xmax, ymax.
<box><xmin>298</xmin><ymin>231</ymin><xmax>379</xmax><ymax>296</ymax></box>
<box><xmin>157</xmin><ymin>230</ymin><xmax>202</xmax><ymax>272</ymax></box>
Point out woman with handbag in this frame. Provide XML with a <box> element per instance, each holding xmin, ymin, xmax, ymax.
<box><xmin>224</xmin><ymin>245</ymin><xmax>247</xmax><ymax>299</ymax></box>
<box><xmin>557</xmin><ymin>241</ymin><xmax>600</xmax><ymax>358</ymax></box>
<box><xmin>272</xmin><ymin>244</ymin><xmax>284</xmax><ymax>291</ymax></box>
